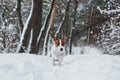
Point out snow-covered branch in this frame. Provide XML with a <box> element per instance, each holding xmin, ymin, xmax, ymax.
<box><xmin>97</xmin><ymin>6</ymin><xmax>120</xmax><ymax>15</ymax></box>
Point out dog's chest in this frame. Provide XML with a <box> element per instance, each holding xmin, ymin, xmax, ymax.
<box><xmin>51</xmin><ymin>45</ymin><xmax>65</xmax><ymax>56</ymax></box>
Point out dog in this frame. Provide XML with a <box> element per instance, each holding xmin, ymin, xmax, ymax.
<box><xmin>50</xmin><ymin>37</ymin><xmax>66</xmax><ymax>66</ymax></box>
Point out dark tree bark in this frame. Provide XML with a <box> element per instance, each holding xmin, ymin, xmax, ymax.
<box><xmin>69</xmin><ymin>0</ymin><xmax>78</xmax><ymax>55</ymax></box>
<box><xmin>87</xmin><ymin>5</ymin><xmax>93</xmax><ymax>45</ymax></box>
<box><xmin>18</xmin><ymin>0</ymin><xmax>43</xmax><ymax>54</ymax></box>
<box><xmin>29</xmin><ymin>0</ymin><xmax>43</xmax><ymax>54</ymax></box>
<box><xmin>17</xmin><ymin>0</ymin><xmax>24</xmax><ymax>33</ymax></box>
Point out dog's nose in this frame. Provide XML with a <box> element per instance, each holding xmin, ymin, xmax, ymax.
<box><xmin>60</xmin><ymin>48</ymin><xmax>63</xmax><ymax>51</ymax></box>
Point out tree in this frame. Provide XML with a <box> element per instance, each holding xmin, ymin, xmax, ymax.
<box><xmin>69</xmin><ymin>0</ymin><xmax>78</xmax><ymax>54</ymax></box>
<box><xmin>97</xmin><ymin>0</ymin><xmax>120</xmax><ymax>54</ymax></box>
<box><xmin>18</xmin><ymin>0</ymin><xmax>43</xmax><ymax>54</ymax></box>
<box><xmin>0</xmin><ymin>0</ymin><xmax>18</xmax><ymax>53</ymax></box>
<box><xmin>43</xmin><ymin>0</ymin><xmax>57</xmax><ymax>55</ymax></box>
<box><xmin>37</xmin><ymin>0</ymin><xmax>57</xmax><ymax>55</ymax></box>
<box><xmin>17</xmin><ymin>0</ymin><xmax>24</xmax><ymax>33</ymax></box>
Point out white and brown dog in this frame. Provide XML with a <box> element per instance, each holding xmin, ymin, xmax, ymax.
<box><xmin>50</xmin><ymin>37</ymin><xmax>66</xmax><ymax>66</ymax></box>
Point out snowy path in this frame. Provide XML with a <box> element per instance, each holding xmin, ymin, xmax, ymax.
<box><xmin>0</xmin><ymin>54</ymin><xmax>120</xmax><ymax>80</ymax></box>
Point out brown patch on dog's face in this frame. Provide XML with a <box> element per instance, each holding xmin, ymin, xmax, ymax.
<box><xmin>61</xmin><ymin>38</ymin><xmax>65</xmax><ymax>46</ymax></box>
<box><xmin>54</xmin><ymin>36</ymin><xmax>67</xmax><ymax>47</ymax></box>
<box><xmin>54</xmin><ymin>37</ymin><xmax>60</xmax><ymax>47</ymax></box>
<box><xmin>61</xmin><ymin>36</ymin><xmax>67</xmax><ymax>46</ymax></box>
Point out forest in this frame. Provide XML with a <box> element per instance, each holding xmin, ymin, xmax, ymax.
<box><xmin>0</xmin><ymin>0</ymin><xmax>120</xmax><ymax>55</ymax></box>
<box><xmin>0</xmin><ymin>0</ymin><xmax>120</xmax><ymax>80</ymax></box>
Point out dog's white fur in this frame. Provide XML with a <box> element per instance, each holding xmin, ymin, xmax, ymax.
<box><xmin>51</xmin><ymin>39</ymin><xmax>65</xmax><ymax>66</ymax></box>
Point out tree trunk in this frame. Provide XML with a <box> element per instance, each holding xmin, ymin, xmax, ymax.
<box><xmin>29</xmin><ymin>0</ymin><xmax>43</xmax><ymax>54</ymax></box>
<box><xmin>36</xmin><ymin>0</ymin><xmax>56</xmax><ymax>54</ymax></box>
<box><xmin>18</xmin><ymin>0</ymin><xmax>43</xmax><ymax>54</ymax></box>
<box><xmin>87</xmin><ymin>5</ymin><xmax>93</xmax><ymax>44</ymax></box>
<box><xmin>69</xmin><ymin>0</ymin><xmax>77</xmax><ymax>55</ymax></box>
<box><xmin>17</xmin><ymin>0</ymin><xmax>24</xmax><ymax>33</ymax></box>
<box><xmin>43</xmin><ymin>0</ymin><xmax>57</xmax><ymax>55</ymax></box>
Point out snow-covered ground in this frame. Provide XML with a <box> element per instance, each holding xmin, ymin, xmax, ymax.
<box><xmin>0</xmin><ymin>47</ymin><xmax>120</xmax><ymax>80</ymax></box>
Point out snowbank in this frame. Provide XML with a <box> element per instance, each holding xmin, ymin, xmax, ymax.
<box><xmin>72</xmin><ymin>46</ymin><xmax>103</xmax><ymax>55</ymax></box>
<box><xmin>0</xmin><ymin>52</ymin><xmax>120</xmax><ymax>80</ymax></box>
<box><xmin>0</xmin><ymin>54</ymin><xmax>34</xmax><ymax>80</ymax></box>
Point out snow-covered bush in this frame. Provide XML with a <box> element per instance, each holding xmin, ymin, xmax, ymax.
<box><xmin>97</xmin><ymin>0</ymin><xmax>120</xmax><ymax>54</ymax></box>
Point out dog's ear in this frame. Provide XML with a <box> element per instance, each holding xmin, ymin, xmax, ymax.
<box><xmin>53</xmin><ymin>37</ymin><xmax>60</xmax><ymax>47</ymax></box>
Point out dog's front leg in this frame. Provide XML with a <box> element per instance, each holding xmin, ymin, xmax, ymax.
<box><xmin>58</xmin><ymin>56</ymin><xmax>63</xmax><ymax>66</ymax></box>
<box><xmin>58</xmin><ymin>59</ymin><xmax>62</xmax><ymax>66</ymax></box>
<box><xmin>53</xmin><ymin>59</ymin><xmax>55</xmax><ymax>66</ymax></box>
<box><xmin>58</xmin><ymin>61</ymin><xmax>61</xmax><ymax>66</ymax></box>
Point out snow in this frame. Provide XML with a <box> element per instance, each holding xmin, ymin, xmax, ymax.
<box><xmin>0</xmin><ymin>54</ymin><xmax>34</xmax><ymax>80</ymax></box>
<box><xmin>97</xmin><ymin>6</ymin><xmax>104</xmax><ymax>14</ymax></box>
<box><xmin>0</xmin><ymin>47</ymin><xmax>120</xmax><ymax>80</ymax></box>
<box><xmin>8</xmin><ymin>24</ymin><xmax>15</xmax><ymax>30</ymax></box>
<box><xmin>77</xmin><ymin>4</ymin><xmax>83</xmax><ymax>12</ymax></box>
<box><xmin>28</xmin><ymin>29</ymin><xmax>33</xmax><ymax>53</ymax></box>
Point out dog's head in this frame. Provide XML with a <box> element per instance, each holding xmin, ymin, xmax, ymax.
<box><xmin>53</xmin><ymin>36</ymin><xmax>67</xmax><ymax>52</ymax></box>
